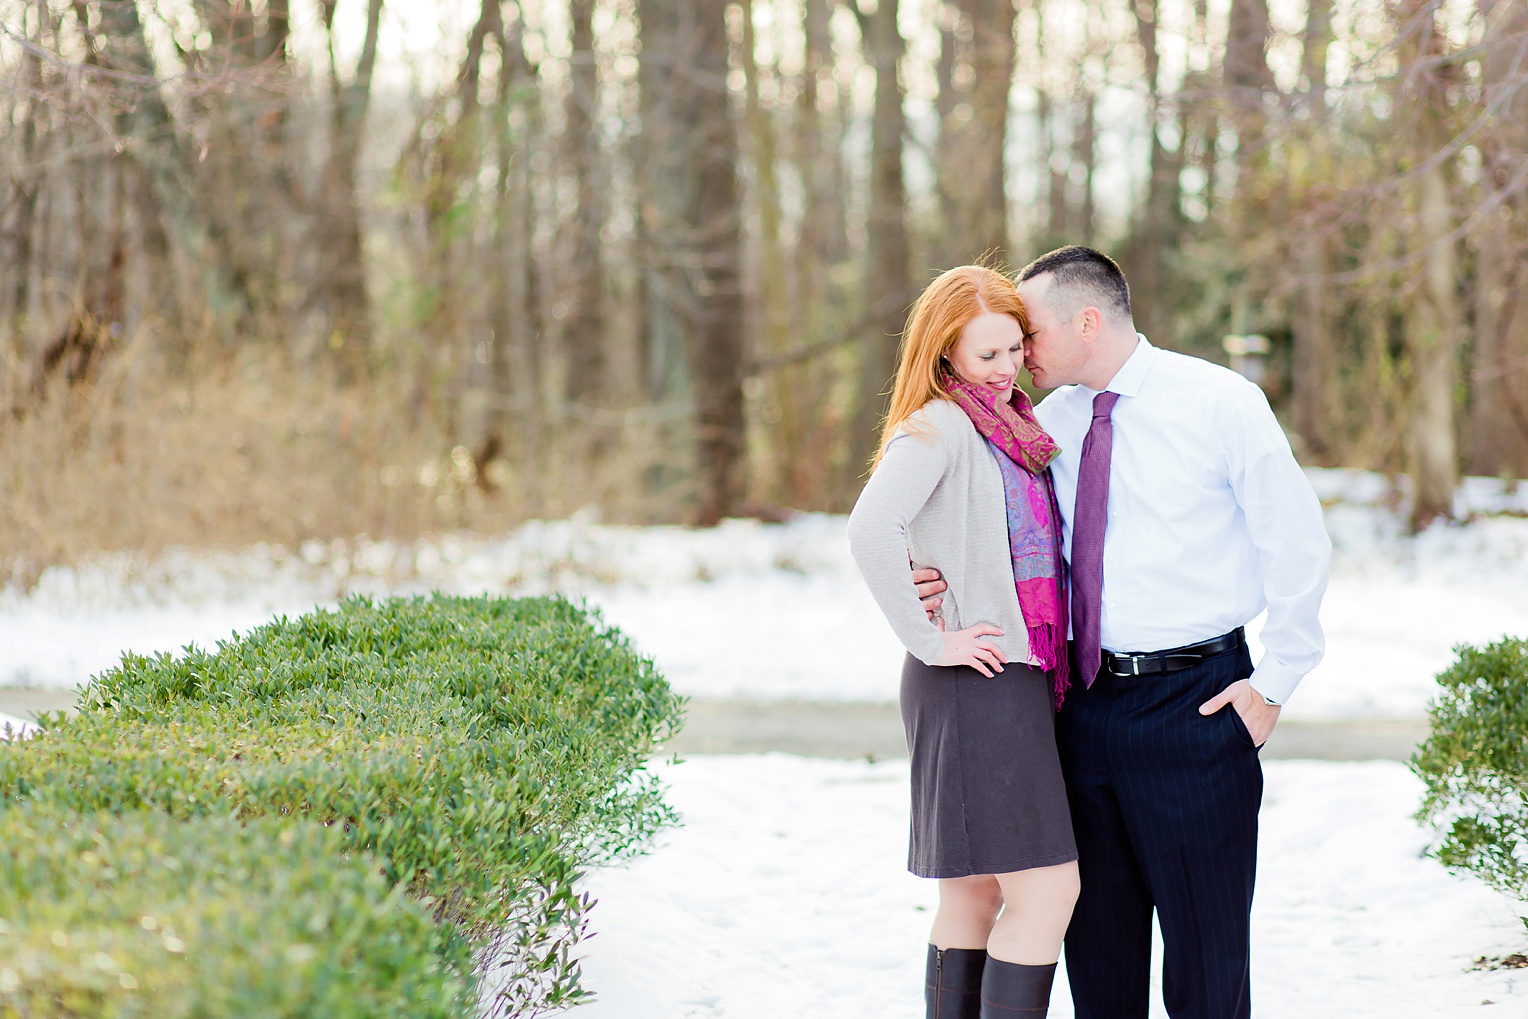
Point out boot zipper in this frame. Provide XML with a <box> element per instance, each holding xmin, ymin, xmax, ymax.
<box><xmin>935</xmin><ymin>948</ymin><xmax>944</xmax><ymax>1019</ymax></box>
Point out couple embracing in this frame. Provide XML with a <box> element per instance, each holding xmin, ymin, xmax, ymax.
<box><xmin>847</xmin><ymin>247</ymin><xmax>1332</xmax><ymax>1018</ymax></box>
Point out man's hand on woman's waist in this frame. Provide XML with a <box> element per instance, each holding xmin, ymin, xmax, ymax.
<box><xmin>912</xmin><ymin>565</ymin><xmax>947</xmax><ymax>627</ymax></box>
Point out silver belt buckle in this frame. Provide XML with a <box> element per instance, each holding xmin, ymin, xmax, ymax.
<box><xmin>1122</xmin><ymin>655</ymin><xmax>1143</xmax><ymax>676</ymax></box>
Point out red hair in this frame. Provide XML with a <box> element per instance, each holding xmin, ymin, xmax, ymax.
<box><xmin>872</xmin><ymin>266</ymin><xmax>1029</xmax><ymax>468</ymax></box>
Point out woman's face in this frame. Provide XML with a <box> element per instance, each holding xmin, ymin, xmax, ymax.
<box><xmin>947</xmin><ymin>311</ymin><xmax>1024</xmax><ymax>397</ymax></box>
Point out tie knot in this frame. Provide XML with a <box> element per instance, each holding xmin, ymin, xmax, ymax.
<box><xmin>1092</xmin><ymin>391</ymin><xmax>1120</xmax><ymax>420</ymax></box>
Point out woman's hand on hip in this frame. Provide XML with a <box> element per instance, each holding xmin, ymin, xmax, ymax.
<box><xmin>937</xmin><ymin>624</ymin><xmax>1007</xmax><ymax>677</ymax></box>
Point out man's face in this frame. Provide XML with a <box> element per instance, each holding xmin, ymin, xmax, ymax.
<box><xmin>1017</xmin><ymin>274</ymin><xmax>1088</xmax><ymax>390</ymax></box>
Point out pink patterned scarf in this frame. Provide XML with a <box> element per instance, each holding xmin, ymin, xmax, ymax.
<box><xmin>945</xmin><ymin>375</ymin><xmax>1071</xmax><ymax>709</ymax></box>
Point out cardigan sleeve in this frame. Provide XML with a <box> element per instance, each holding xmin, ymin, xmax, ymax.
<box><xmin>846</xmin><ymin>412</ymin><xmax>951</xmax><ymax>665</ymax></box>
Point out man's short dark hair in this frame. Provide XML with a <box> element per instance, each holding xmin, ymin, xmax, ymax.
<box><xmin>1015</xmin><ymin>246</ymin><xmax>1132</xmax><ymax>324</ymax></box>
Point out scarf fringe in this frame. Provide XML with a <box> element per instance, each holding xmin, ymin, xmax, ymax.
<box><xmin>1027</xmin><ymin>621</ymin><xmax>1072</xmax><ymax>712</ymax></box>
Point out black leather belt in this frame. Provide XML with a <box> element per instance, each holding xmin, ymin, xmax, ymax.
<box><xmin>1101</xmin><ymin>628</ymin><xmax>1244</xmax><ymax>677</ymax></box>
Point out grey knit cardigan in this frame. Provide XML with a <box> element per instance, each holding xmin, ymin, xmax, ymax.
<box><xmin>846</xmin><ymin>398</ymin><xmax>1035</xmax><ymax>668</ymax></box>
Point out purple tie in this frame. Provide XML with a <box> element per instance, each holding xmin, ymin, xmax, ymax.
<box><xmin>1071</xmin><ymin>391</ymin><xmax>1120</xmax><ymax>687</ymax></box>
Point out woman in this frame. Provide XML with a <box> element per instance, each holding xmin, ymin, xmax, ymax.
<box><xmin>847</xmin><ymin>266</ymin><xmax>1078</xmax><ymax>1018</ymax></box>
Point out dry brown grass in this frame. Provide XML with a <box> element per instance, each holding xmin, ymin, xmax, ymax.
<box><xmin>0</xmin><ymin>342</ymin><xmax>689</xmax><ymax>587</ymax></box>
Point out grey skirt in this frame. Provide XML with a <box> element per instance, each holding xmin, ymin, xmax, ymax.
<box><xmin>900</xmin><ymin>654</ymin><xmax>1078</xmax><ymax>879</ymax></box>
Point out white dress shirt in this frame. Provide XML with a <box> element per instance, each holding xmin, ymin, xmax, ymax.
<box><xmin>1034</xmin><ymin>335</ymin><xmax>1332</xmax><ymax>704</ymax></box>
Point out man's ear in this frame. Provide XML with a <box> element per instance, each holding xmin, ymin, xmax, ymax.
<box><xmin>1076</xmin><ymin>306</ymin><xmax>1103</xmax><ymax>343</ymax></box>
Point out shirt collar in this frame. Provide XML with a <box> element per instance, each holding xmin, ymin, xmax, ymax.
<box><xmin>1085</xmin><ymin>333</ymin><xmax>1154</xmax><ymax>399</ymax></box>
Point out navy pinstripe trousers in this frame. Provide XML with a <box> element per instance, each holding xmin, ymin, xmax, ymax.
<box><xmin>1055</xmin><ymin>642</ymin><xmax>1262</xmax><ymax>1019</ymax></box>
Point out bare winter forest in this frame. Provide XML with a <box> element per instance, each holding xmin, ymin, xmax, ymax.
<box><xmin>2</xmin><ymin>0</ymin><xmax>1526</xmax><ymax>579</ymax></box>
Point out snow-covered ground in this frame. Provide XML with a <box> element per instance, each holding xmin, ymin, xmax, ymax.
<box><xmin>4</xmin><ymin>470</ymin><xmax>1527</xmax><ymax>720</ymax></box>
<box><xmin>577</xmin><ymin>754</ymin><xmax>1526</xmax><ymax>1018</ymax></box>
<box><xmin>4</xmin><ymin>469</ymin><xmax>1526</xmax><ymax>1015</ymax></box>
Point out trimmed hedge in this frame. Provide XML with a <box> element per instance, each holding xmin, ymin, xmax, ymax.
<box><xmin>0</xmin><ymin>809</ymin><xmax>472</xmax><ymax>1018</ymax></box>
<box><xmin>1413</xmin><ymin>637</ymin><xmax>1528</xmax><ymax>928</ymax></box>
<box><xmin>0</xmin><ymin>594</ymin><xmax>684</xmax><ymax>1016</ymax></box>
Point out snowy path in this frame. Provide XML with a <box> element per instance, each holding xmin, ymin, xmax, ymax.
<box><xmin>577</xmin><ymin>754</ymin><xmax>1526</xmax><ymax>1018</ymax></box>
<box><xmin>4</xmin><ymin>484</ymin><xmax>1528</xmax><ymax>722</ymax></box>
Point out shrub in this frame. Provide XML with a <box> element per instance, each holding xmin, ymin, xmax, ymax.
<box><xmin>0</xmin><ymin>594</ymin><xmax>684</xmax><ymax>1016</ymax></box>
<box><xmin>1413</xmin><ymin>637</ymin><xmax>1528</xmax><ymax>928</ymax></box>
<box><xmin>0</xmin><ymin>808</ymin><xmax>473</xmax><ymax>1019</ymax></box>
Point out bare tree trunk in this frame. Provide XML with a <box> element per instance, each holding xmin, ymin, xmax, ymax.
<box><xmin>1128</xmin><ymin>0</ymin><xmax>1177</xmax><ymax>340</ymax></box>
<box><xmin>6</xmin><ymin>2</ymin><xmax>44</xmax><ymax>342</ymax></box>
<box><xmin>1223</xmin><ymin>0</ymin><xmax>1273</xmax><ymax>169</ymax></box>
<box><xmin>1076</xmin><ymin>90</ymin><xmax>1096</xmax><ymax>245</ymax></box>
<box><xmin>635</xmin><ymin>1</ymin><xmax>684</xmax><ymax>407</ymax></box>
<box><xmin>1034</xmin><ymin>0</ymin><xmax>1070</xmax><ymax>251</ymax></box>
<box><xmin>638</xmin><ymin>0</ymin><xmax>746</xmax><ymax>524</ymax></box>
<box><xmin>633</xmin><ymin>0</ymin><xmax>693</xmax><ymax>524</ymax></box>
<box><xmin>797</xmin><ymin>0</ymin><xmax>836</xmax><ymax>281</ymax></box>
<box><xmin>416</xmin><ymin>0</ymin><xmax>499</xmax><ymax>441</ymax></box>
<box><xmin>318</xmin><ymin>0</ymin><xmax>382</xmax><ymax>379</ymax></box>
<box><xmin>741</xmin><ymin>0</ymin><xmax>796</xmax><ymax>504</ymax></box>
<box><xmin>1468</xmin><ymin>0</ymin><xmax>1528</xmax><ymax>478</ymax></box>
<box><xmin>1039</xmin><ymin>91</ymin><xmax>1069</xmax><ymax>246</ymax></box>
<box><xmin>506</xmin><ymin>13</ymin><xmax>547</xmax><ymax>510</ymax></box>
<box><xmin>937</xmin><ymin>0</ymin><xmax>1014</xmax><ymax>261</ymax></box>
<box><xmin>89</xmin><ymin>0</ymin><xmax>183</xmax><ymax>342</ymax></box>
<box><xmin>1189</xmin><ymin>0</ymin><xmax>1219</xmax><ymax>211</ymax></box>
<box><xmin>564</xmin><ymin>0</ymin><xmax>606</xmax><ymax>405</ymax></box>
<box><xmin>848</xmin><ymin>0</ymin><xmax>911</xmax><ymax>481</ymax></box>
<box><xmin>1402</xmin><ymin>1</ymin><xmax>1462</xmax><ymax>527</ymax></box>
<box><xmin>1291</xmin><ymin>0</ymin><xmax>1338</xmax><ymax>461</ymax></box>
<box><xmin>778</xmin><ymin>0</ymin><xmax>839</xmax><ymax>506</ymax></box>
<box><xmin>686</xmin><ymin>0</ymin><xmax>746</xmax><ymax>524</ymax></box>
<box><xmin>933</xmin><ymin>15</ymin><xmax>959</xmax><ymax>266</ymax></box>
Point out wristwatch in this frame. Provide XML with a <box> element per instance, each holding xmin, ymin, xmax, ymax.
<box><xmin>1256</xmin><ymin>689</ymin><xmax>1280</xmax><ymax>706</ymax></box>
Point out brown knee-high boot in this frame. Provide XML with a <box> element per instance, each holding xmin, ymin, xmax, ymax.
<box><xmin>978</xmin><ymin>957</ymin><xmax>1057</xmax><ymax>1016</ymax></box>
<box><xmin>926</xmin><ymin>945</ymin><xmax>986</xmax><ymax>1019</ymax></box>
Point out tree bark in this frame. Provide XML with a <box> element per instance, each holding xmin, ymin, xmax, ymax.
<box><xmin>505</xmin><ymin>12</ymin><xmax>547</xmax><ymax>508</ymax></box>
<box><xmin>1402</xmin><ymin>1</ymin><xmax>1462</xmax><ymax>527</ymax></box>
<box><xmin>564</xmin><ymin>0</ymin><xmax>605</xmax><ymax>405</ymax></box>
<box><xmin>936</xmin><ymin>0</ymin><xmax>1014</xmax><ymax>261</ymax></box>
<box><xmin>1223</xmin><ymin>0</ymin><xmax>1273</xmax><ymax>168</ymax></box>
<box><xmin>1291</xmin><ymin>0</ymin><xmax>1338</xmax><ymax>461</ymax></box>
<box><xmin>318</xmin><ymin>0</ymin><xmax>382</xmax><ymax>378</ymax></box>
<box><xmin>1467</xmin><ymin>0</ymin><xmax>1528</xmax><ymax>478</ymax></box>
<box><xmin>1076</xmin><ymin>90</ymin><xmax>1097</xmax><ymax>245</ymax></box>
<box><xmin>1127</xmin><ymin>0</ymin><xmax>1177</xmax><ymax>340</ymax></box>
<box><xmin>637</xmin><ymin>0</ymin><xmax>746</xmax><ymax>524</ymax></box>
<box><xmin>635</xmin><ymin>0</ymin><xmax>684</xmax><ymax>405</ymax></box>
<box><xmin>6</xmin><ymin>2</ymin><xmax>44</xmax><ymax>343</ymax></box>
<box><xmin>1039</xmin><ymin>91</ymin><xmax>1069</xmax><ymax>246</ymax></box>
<box><xmin>741</xmin><ymin>0</ymin><xmax>797</xmax><ymax>503</ymax></box>
<box><xmin>848</xmin><ymin>0</ymin><xmax>911</xmax><ymax>482</ymax></box>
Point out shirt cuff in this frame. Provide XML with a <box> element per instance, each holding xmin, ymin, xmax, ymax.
<box><xmin>1249</xmin><ymin>655</ymin><xmax>1303</xmax><ymax>705</ymax></box>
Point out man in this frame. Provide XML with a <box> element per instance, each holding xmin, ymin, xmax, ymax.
<box><xmin>913</xmin><ymin>246</ymin><xmax>1330</xmax><ymax>1019</ymax></box>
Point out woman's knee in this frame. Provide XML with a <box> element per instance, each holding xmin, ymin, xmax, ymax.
<box><xmin>1053</xmin><ymin>861</ymin><xmax>1081</xmax><ymax>910</ymax></box>
<box><xmin>939</xmin><ymin>874</ymin><xmax>1004</xmax><ymax>915</ymax></box>
<box><xmin>996</xmin><ymin>862</ymin><xmax>1080</xmax><ymax>914</ymax></box>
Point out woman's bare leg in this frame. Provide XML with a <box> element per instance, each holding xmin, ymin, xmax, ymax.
<box><xmin>929</xmin><ymin>874</ymin><xmax>1004</xmax><ymax>949</ymax></box>
<box><xmin>986</xmin><ymin>861</ymin><xmax>1080</xmax><ymax>964</ymax></box>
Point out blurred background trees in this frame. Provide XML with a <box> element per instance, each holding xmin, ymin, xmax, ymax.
<box><xmin>2</xmin><ymin>0</ymin><xmax>1526</xmax><ymax>567</ymax></box>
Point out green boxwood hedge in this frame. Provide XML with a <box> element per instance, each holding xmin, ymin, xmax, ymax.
<box><xmin>1413</xmin><ymin>636</ymin><xmax>1528</xmax><ymax>929</ymax></box>
<box><xmin>0</xmin><ymin>594</ymin><xmax>684</xmax><ymax>1016</ymax></box>
<box><xmin>0</xmin><ymin>808</ymin><xmax>473</xmax><ymax>1018</ymax></box>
